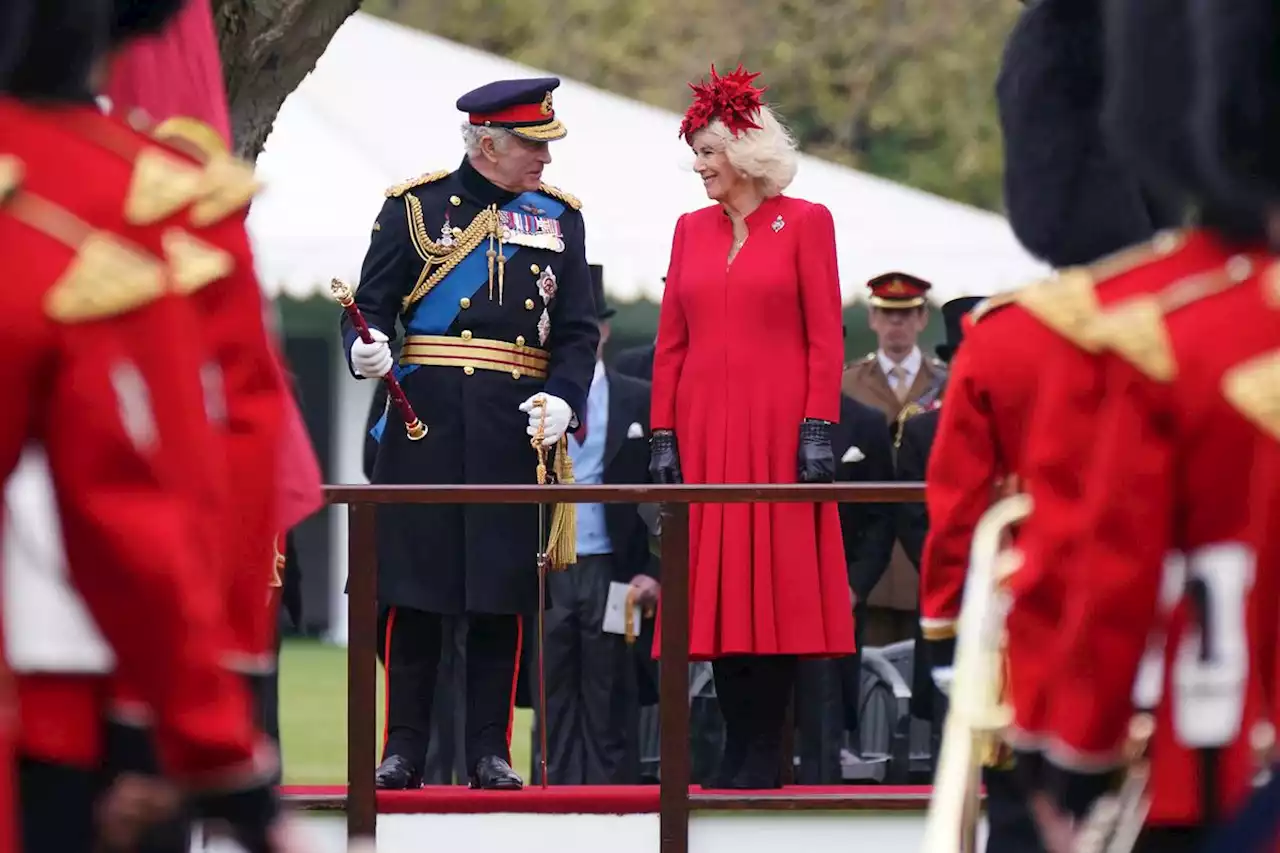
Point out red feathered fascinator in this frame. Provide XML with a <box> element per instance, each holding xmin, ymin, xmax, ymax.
<box><xmin>678</xmin><ymin>63</ymin><xmax>768</xmax><ymax>140</ymax></box>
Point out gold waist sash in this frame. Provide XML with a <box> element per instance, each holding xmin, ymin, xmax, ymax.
<box><xmin>399</xmin><ymin>334</ymin><xmax>549</xmax><ymax>379</ymax></box>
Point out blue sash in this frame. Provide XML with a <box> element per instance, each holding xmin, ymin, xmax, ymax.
<box><xmin>371</xmin><ymin>189</ymin><xmax>566</xmax><ymax>442</ymax></box>
<box><xmin>403</xmin><ymin>190</ymin><xmax>566</xmax><ymax>336</ymax></box>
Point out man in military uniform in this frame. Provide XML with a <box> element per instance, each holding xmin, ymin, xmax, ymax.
<box><xmin>343</xmin><ymin>77</ymin><xmax>599</xmax><ymax>790</ymax></box>
<box><xmin>842</xmin><ymin>271</ymin><xmax>947</xmax><ymax>647</ymax></box>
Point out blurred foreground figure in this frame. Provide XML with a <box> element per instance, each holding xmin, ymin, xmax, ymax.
<box><xmin>1000</xmin><ymin>0</ymin><xmax>1280</xmax><ymax>850</ymax></box>
<box><xmin>0</xmin><ymin>0</ymin><xmax>305</xmax><ymax>851</ymax></box>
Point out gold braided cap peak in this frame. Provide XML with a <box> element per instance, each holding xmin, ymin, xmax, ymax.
<box><xmin>538</xmin><ymin>181</ymin><xmax>582</xmax><ymax>210</ymax></box>
<box><xmin>385</xmin><ymin>170</ymin><xmax>450</xmax><ymax>198</ymax></box>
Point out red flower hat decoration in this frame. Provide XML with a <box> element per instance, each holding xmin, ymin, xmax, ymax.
<box><xmin>678</xmin><ymin>63</ymin><xmax>769</xmax><ymax>140</ymax></box>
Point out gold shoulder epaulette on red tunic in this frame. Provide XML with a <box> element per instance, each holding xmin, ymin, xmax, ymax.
<box><xmin>0</xmin><ymin>156</ymin><xmax>167</xmax><ymax>321</ymax></box>
<box><xmin>1088</xmin><ymin>250</ymin><xmax>1258</xmax><ymax>383</ymax></box>
<box><xmin>1223</xmin><ymin>349</ymin><xmax>1280</xmax><ymax>441</ymax></box>
<box><xmin>1014</xmin><ymin>230</ymin><xmax>1189</xmax><ymax>352</ymax></box>
<box><xmin>968</xmin><ymin>290</ymin><xmax>1019</xmax><ymax>325</ymax></box>
<box><xmin>385</xmin><ymin>170</ymin><xmax>450</xmax><ymax>198</ymax></box>
<box><xmin>538</xmin><ymin>181</ymin><xmax>582</xmax><ymax>211</ymax></box>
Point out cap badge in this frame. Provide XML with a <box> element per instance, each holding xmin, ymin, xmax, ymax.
<box><xmin>887</xmin><ymin>280</ymin><xmax>907</xmax><ymax>295</ymax></box>
<box><xmin>540</xmin><ymin>91</ymin><xmax>554</xmax><ymax>115</ymax></box>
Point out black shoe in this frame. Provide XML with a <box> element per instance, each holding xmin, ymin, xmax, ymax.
<box><xmin>469</xmin><ymin>755</ymin><xmax>523</xmax><ymax>790</ymax></box>
<box><xmin>375</xmin><ymin>755</ymin><xmax>422</xmax><ymax>790</ymax></box>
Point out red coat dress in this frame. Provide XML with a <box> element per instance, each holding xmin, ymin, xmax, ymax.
<box><xmin>650</xmin><ymin>195</ymin><xmax>853</xmax><ymax>660</ymax></box>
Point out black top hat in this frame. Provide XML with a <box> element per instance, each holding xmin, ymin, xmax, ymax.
<box><xmin>589</xmin><ymin>264</ymin><xmax>615</xmax><ymax>320</ymax></box>
<box><xmin>935</xmin><ymin>296</ymin><xmax>986</xmax><ymax>363</ymax></box>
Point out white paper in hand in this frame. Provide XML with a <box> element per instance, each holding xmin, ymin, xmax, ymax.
<box><xmin>602</xmin><ymin>581</ymin><xmax>642</xmax><ymax>637</ymax></box>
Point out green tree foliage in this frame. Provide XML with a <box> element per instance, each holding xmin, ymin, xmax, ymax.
<box><xmin>364</xmin><ymin>0</ymin><xmax>1019</xmax><ymax>210</ymax></box>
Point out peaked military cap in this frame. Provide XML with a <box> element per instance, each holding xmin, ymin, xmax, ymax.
<box><xmin>866</xmin><ymin>271</ymin><xmax>932</xmax><ymax>309</ymax></box>
<box><xmin>457</xmin><ymin>76</ymin><xmax>567</xmax><ymax>142</ymax></box>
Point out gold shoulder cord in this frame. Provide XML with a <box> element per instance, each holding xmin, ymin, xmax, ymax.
<box><xmin>532</xmin><ymin>399</ymin><xmax>576</xmax><ymax>571</ymax></box>
<box><xmin>400</xmin><ymin>206</ymin><xmax>498</xmax><ymax>313</ymax></box>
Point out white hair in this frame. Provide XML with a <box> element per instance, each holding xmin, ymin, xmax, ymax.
<box><xmin>697</xmin><ymin>105</ymin><xmax>799</xmax><ymax>197</ymax></box>
<box><xmin>461</xmin><ymin>122</ymin><xmax>515</xmax><ymax>157</ymax></box>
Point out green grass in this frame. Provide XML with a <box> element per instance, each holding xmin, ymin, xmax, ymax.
<box><xmin>278</xmin><ymin>637</ymin><xmax>532</xmax><ymax>785</ymax></box>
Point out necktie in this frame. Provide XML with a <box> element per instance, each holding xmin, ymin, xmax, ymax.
<box><xmin>891</xmin><ymin>365</ymin><xmax>909</xmax><ymax>402</ymax></box>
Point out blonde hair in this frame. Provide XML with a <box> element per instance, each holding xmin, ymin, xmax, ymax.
<box><xmin>696</xmin><ymin>105</ymin><xmax>799</xmax><ymax>197</ymax></box>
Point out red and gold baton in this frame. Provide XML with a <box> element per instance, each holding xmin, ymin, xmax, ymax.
<box><xmin>330</xmin><ymin>277</ymin><xmax>427</xmax><ymax>441</ymax></box>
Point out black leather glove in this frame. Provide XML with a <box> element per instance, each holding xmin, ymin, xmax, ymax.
<box><xmin>797</xmin><ymin>418</ymin><xmax>836</xmax><ymax>483</ymax></box>
<box><xmin>649</xmin><ymin>429</ymin><xmax>683</xmax><ymax>484</ymax></box>
<box><xmin>190</xmin><ymin>782</ymin><xmax>282</xmax><ymax>853</ymax></box>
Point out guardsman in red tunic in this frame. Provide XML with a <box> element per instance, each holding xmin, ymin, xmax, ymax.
<box><xmin>0</xmin><ymin>3</ymin><xmax>301</xmax><ymax>851</ymax></box>
<box><xmin>0</xmin><ymin>109</ymin><xmax>295</xmax><ymax>853</ymax></box>
<box><xmin>1021</xmin><ymin>3</ymin><xmax>1280</xmax><ymax>847</ymax></box>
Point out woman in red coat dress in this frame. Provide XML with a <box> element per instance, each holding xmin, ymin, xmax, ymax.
<box><xmin>649</xmin><ymin>65</ymin><xmax>854</xmax><ymax>789</ymax></box>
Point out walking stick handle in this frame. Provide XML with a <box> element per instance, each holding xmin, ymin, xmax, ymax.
<box><xmin>330</xmin><ymin>278</ymin><xmax>426</xmax><ymax>441</ymax></box>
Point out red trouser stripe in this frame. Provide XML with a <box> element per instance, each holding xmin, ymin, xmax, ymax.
<box><xmin>506</xmin><ymin>616</ymin><xmax>523</xmax><ymax>752</ymax></box>
<box><xmin>381</xmin><ymin>606</ymin><xmax>397</xmax><ymax>751</ymax></box>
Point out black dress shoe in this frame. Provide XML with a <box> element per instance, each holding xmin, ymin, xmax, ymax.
<box><xmin>469</xmin><ymin>755</ymin><xmax>523</xmax><ymax>790</ymax></box>
<box><xmin>375</xmin><ymin>755</ymin><xmax>422</xmax><ymax>790</ymax></box>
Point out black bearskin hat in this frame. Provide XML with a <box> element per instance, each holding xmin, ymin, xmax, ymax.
<box><xmin>3</xmin><ymin>0</ymin><xmax>111</xmax><ymax>99</ymax></box>
<box><xmin>1098</xmin><ymin>0</ymin><xmax>1205</xmax><ymax>209</ymax></box>
<box><xmin>996</xmin><ymin>0</ymin><xmax>1183</xmax><ymax>269</ymax></box>
<box><xmin>1189</xmin><ymin>0</ymin><xmax>1280</xmax><ymax>216</ymax></box>
<box><xmin>109</xmin><ymin>0</ymin><xmax>188</xmax><ymax>48</ymax></box>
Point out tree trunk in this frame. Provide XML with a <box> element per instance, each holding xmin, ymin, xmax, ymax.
<box><xmin>213</xmin><ymin>0</ymin><xmax>364</xmax><ymax>161</ymax></box>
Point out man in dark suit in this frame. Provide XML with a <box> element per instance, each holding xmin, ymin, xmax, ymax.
<box><xmin>612</xmin><ymin>278</ymin><xmax>662</xmax><ymax>382</ymax></box>
<box><xmin>894</xmin><ymin>297</ymin><xmax>978</xmax><ymax>733</ymax></box>
<box><xmin>530</xmin><ymin>265</ymin><xmax>658</xmax><ymax>785</ymax></box>
<box><xmin>794</xmin><ymin>352</ymin><xmax>897</xmax><ymax>783</ymax></box>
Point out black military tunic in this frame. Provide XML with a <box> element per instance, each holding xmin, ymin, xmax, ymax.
<box><xmin>341</xmin><ymin>157</ymin><xmax>599</xmax><ymax>617</ymax></box>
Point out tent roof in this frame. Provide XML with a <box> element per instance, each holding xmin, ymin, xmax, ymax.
<box><xmin>246</xmin><ymin>13</ymin><xmax>1049</xmax><ymax>304</ymax></box>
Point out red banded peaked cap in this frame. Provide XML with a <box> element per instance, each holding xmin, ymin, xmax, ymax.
<box><xmin>866</xmin><ymin>271</ymin><xmax>932</xmax><ymax>309</ymax></box>
<box><xmin>456</xmin><ymin>76</ymin><xmax>567</xmax><ymax>142</ymax></box>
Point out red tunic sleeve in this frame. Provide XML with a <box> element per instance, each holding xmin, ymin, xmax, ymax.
<box><xmin>1041</xmin><ymin>357</ymin><xmax>1175</xmax><ymax>770</ymax></box>
<box><xmin>796</xmin><ymin>203</ymin><xmax>842</xmax><ymax>423</ymax></box>
<box><xmin>651</xmin><ymin>213</ymin><xmax>688</xmax><ymax>431</ymax></box>
<box><xmin>918</xmin><ymin>334</ymin><xmax>1000</xmax><ymax>639</ymax></box>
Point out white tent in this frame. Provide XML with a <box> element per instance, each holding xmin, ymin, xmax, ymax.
<box><xmin>247</xmin><ymin>13</ymin><xmax>1049</xmax><ymax>306</ymax></box>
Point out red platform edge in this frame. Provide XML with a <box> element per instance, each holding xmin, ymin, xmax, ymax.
<box><xmin>278</xmin><ymin>784</ymin><xmax>938</xmax><ymax>814</ymax></box>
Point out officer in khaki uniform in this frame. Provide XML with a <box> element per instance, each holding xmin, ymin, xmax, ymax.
<box><xmin>840</xmin><ymin>272</ymin><xmax>947</xmax><ymax>646</ymax></box>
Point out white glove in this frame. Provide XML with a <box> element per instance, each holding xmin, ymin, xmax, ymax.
<box><xmin>520</xmin><ymin>393</ymin><xmax>573</xmax><ymax>447</ymax></box>
<box><xmin>351</xmin><ymin>328</ymin><xmax>392</xmax><ymax>378</ymax></box>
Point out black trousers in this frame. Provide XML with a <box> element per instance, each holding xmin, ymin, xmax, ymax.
<box><xmin>794</xmin><ymin>658</ymin><xmax>845</xmax><ymax>784</ymax></box>
<box><xmin>983</xmin><ymin>766</ymin><xmax>1046</xmax><ymax>853</ymax></box>
<box><xmin>18</xmin><ymin>756</ymin><xmax>98</xmax><ymax>853</ymax></box>
<box><xmin>530</xmin><ymin>554</ymin><xmax>640</xmax><ymax>785</ymax></box>
<box><xmin>378</xmin><ymin>606</ymin><xmax>522</xmax><ymax>774</ymax></box>
<box><xmin>422</xmin><ymin>617</ymin><xmax>468</xmax><ymax>785</ymax></box>
<box><xmin>710</xmin><ymin>655</ymin><xmax>796</xmax><ymax>788</ymax></box>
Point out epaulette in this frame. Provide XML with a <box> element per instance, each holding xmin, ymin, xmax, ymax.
<box><xmin>125</xmin><ymin>147</ymin><xmax>206</xmax><ymax>226</ymax></box>
<box><xmin>968</xmin><ymin>290</ymin><xmax>1018</xmax><ymax>325</ymax></box>
<box><xmin>1086</xmin><ymin>295</ymin><xmax>1175</xmax><ymax>381</ymax></box>
<box><xmin>161</xmin><ymin>229</ymin><xmax>234</xmax><ymax>295</ymax></box>
<box><xmin>45</xmin><ymin>229</ymin><xmax>167</xmax><ymax>323</ymax></box>
<box><xmin>1012</xmin><ymin>231</ymin><xmax>1189</xmax><ymax>351</ymax></box>
<box><xmin>385</xmin><ymin>170</ymin><xmax>450</xmax><ymax>198</ymax></box>
<box><xmin>538</xmin><ymin>181</ymin><xmax>582</xmax><ymax>211</ymax></box>
<box><xmin>189</xmin><ymin>154</ymin><xmax>261</xmax><ymax>227</ymax></box>
<box><xmin>1222</xmin><ymin>349</ymin><xmax>1280</xmax><ymax>441</ymax></box>
<box><xmin>1013</xmin><ymin>268</ymin><xmax>1102</xmax><ymax>350</ymax></box>
<box><xmin>0</xmin><ymin>154</ymin><xmax>21</xmax><ymax>200</ymax></box>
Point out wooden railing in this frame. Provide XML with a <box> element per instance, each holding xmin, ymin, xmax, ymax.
<box><xmin>323</xmin><ymin>482</ymin><xmax>926</xmax><ymax>853</ymax></box>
